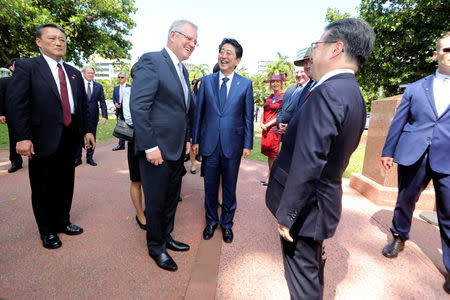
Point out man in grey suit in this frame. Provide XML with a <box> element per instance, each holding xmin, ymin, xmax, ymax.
<box><xmin>265</xmin><ymin>19</ymin><xmax>375</xmax><ymax>299</ymax></box>
<box><xmin>381</xmin><ymin>32</ymin><xmax>450</xmax><ymax>293</ymax></box>
<box><xmin>130</xmin><ymin>20</ymin><xmax>197</xmax><ymax>272</ymax></box>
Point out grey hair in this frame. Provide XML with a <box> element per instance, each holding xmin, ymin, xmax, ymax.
<box><xmin>167</xmin><ymin>20</ymin><xmax>198</xmax><ymax>44</ymax></box>
<box><xmin>82</xmin><ymin>65</ymin><xmax>95</xmax><ymax>73</ymax></box>
<box><xmin>118</xmin><ymin>72</ymin><xmax>127</xmax><ymax>77</ymax></box>
<box><xmin>325</xmin><ymin>18</ymin><xmax>375</xmax><ymax>69</ymax></box>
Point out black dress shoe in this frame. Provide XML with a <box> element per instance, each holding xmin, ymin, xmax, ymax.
<box><xmin>8</xmin><ymin>164</ymin><xmax>22</xmax><ymax>173</ymax></box>
<box><xmin>178</xmin><ymin>196</ymin><xmax>182</xmax><ymax>202</ymax></box>
<box><xmin>444</xmin><ymin>275</ymin><xmax>450</xmax><ymax>294</ymax></box>
<box><xmin>60</xmin><ymin>224</ymin><xmax>84</xmax><ymax>235</ymax></box>
<box><xmin>203</xmin><ymin>224</ymin><xmax>217</xmax><ymax>240</ymax></box>
<box><xmin>136</xmin><ymin>216</ymin><xmax>146</xmax><ymax>230</ymax></box>
<box><xmin>150</xmin><ymin>251</ymin><xmax>178</xmax><ymax>271</ymax></box>
<box><xmin>74</xmin><ymin>159</ymin><xmax>82</xmax><ymax>167</ymax></box>
<box><xmin>86</xmin><ymin>158</ymin><xmax>97</xmax><ymax>166</ymax></box>
<box><xmin>41</xmin><ymin>234</ymin><xmax>62</xmax><ymax>249</ymax></box>
<box><xmin>382</xmin><ymin>235</ymin><xmax>405</xmax><ymax>258</ymax></box>
<box><xmin>112</xmin><ymin>145</ymin><xmax>125</xmax><ymax>151</ymax></box>
<box><xmin>190</xmin><ymin>168</ymin><xmax>196</xmax><ymax>174</ymax></box>
<box><xmin>222</xmin><ymin>228</ymin><xmax>233</xmax><ymax>243</ymax></box>
<box><xmin>166</xmin><ymin>238</ymin><xmax>190</xmax><ymax>251</ymax></box>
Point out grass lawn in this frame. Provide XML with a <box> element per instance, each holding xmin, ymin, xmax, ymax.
<box><xmin>0</xmin><ymin>118</ymin><xmax>366</xmax><ymax>178</ymax></box>
<box><xmin>0</xmin><ymin>115</ymin><xmax>118</xmax><ymax>150</ymax></box>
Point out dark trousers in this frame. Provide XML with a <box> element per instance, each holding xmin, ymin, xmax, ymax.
<box><xmin>7</xmin><ymin>122</ymin><xmax>22</xmax><ymax>166</ymax></box>
<box><xmin>116</xmin><ymin>109</ymin><xmax>125</xmax><ymax>148</ymax></box>
<box><xmin>139</xmin><ymin>153</ymin><xmax>184</xmax><ymax>256</ymax></box>
<box><xmin>29</xmin><ymin>122</ymin><xmax>78</xmax><ymax>236</ymax></box>
<box><xmin>281</xmin><ymin>236</ymin><xmax>324</xmax><ymax>300</ymax></box>
<box><xmin>76</xmin><ymin>125</ymin><xmax>96</xmax><ymax>160</ymax></box>
<box><xmin>203</xmin><ymin>144</ymin><xmax>241</xmax><ymax>229</ymax></box>
<box><xmin>391</xmin><ymin>151</ymin><xmax>450</xmax><ymax>272</ymax></box>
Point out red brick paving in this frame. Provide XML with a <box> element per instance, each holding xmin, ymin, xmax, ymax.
<box><xmin>0</xmin><ymin>141</ymin><xmax>448</xmax><ymax>299</ymax></box>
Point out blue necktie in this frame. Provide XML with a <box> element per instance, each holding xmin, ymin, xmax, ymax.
<box><xmin>220</xmin><ymin>77</ymin><xmax>229</xmax><ymax>110</ymax></box>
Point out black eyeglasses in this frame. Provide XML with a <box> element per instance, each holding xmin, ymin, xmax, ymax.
<box><xmin>443</xmin><ymin>47</ymin><xmax>450</xmax><ymax>53</ymax></box>
<box><xmin>174</xmin><ymin>31</ymin><xmax>198</xmax><ymax>47</ymax></box>
<box><xmin>118</xmin><ymin>76</ymin><xmax>125</xmax><ymax>79</ymax></box>
<box><xmin>311</xmin><ymin>41</ymin><xmax>337</xmax><ymax>51</ymax></box>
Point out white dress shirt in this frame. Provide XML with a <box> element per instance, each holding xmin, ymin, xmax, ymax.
<box><xmin>311</xmin><ymin>69</ymin><xmax>355</xmax><ymax>91</ymax></box>
<box><xmin>41</xmin><ymin>53</ymin><xmax>75</xmax><ymax>113</ymax></box>
<box><xmin>218</xmin><ymin>71</ymin><xmax>235</xmax><ymax>96</ymax></box>
<box><xmin>433</xmin><ymin>70</ymin><xmax>450</xmax><ymax>117</ymax></box>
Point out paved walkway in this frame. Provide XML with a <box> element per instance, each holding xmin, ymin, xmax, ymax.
<box><xmin>0</xmin><ymin>141</ymin><xmax>448</xmax><ymax>299</ymax></box>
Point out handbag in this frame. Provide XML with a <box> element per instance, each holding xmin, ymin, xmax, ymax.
<box><xmin>113</xmin><ymin>118</ymin><xmax>134</xmax><ymax>142</ymax></box>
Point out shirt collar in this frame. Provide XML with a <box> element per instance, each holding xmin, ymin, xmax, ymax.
<box><xmin>436</xmin><ymin>70</ymin><xmax>450</xmax><ymax>80</ymax></box>
<box><xmin>313</xmin><ymin>69</ymin><xmax>354</xmax><ymax>90</ymax></box>
<box><xmin>165</xmin><ymin>46</ymin><xmax>180</xmax><ymax>66</ymax></box>
<box><xmin>219</xmin><ymin>71</ymin><xmax>234</xmax><ymax>83</ymax></box>
<box><xmin>42</xmin><ymin>53</ymin><xmax>64</xmax><ymax>69</ymax></box>
<box><xmin>84</xmin><ymin>78</ymin><xmax>92</xmax><ymax>85</ymax></box>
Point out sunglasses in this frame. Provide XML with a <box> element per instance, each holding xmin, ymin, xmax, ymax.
<box><xmin>443</xmin><ymin>47</ymin><xmax>450</xmax><ymax>53</ymax></box>
<box><xmin>118</xmin><ymin>76</ymin><xmax>125</xmax><ymax>79</ymax></box>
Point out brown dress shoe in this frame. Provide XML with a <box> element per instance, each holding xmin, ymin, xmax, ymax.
<box><xmin>444</xmin><ymin>275</ymin><xmax>450</xmax><ymax>294</ymax></box>
<box><xmin>382</xmin><ymin>235</ymin><xmax>405</xmax><ymax>258</ymax></box>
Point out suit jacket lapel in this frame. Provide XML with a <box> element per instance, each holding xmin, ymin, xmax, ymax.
<box><xmin>212</xmin><ymin>72</ymin><xmax>220</xmax><ymax>110</ymax></box>
<box><xmin>161</xmin><ymin>49</ymin><xmax>186</xmax><ymax>109</ymax></box>
<box><xmin>36</xmin><ymin>56</ymin><xmax>61</xmax><ymax>102</ymax></box>
<box><xmin>423</xmin><ymin>74</ymin><xmax>439</xmax><ymax>119</ymax></box>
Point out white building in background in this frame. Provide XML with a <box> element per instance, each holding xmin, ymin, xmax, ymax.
<box><xmin>257</xmin><ymin>60</ymin><xmax>271</xmax><ymax>73</ymax></box>
<box><xmin>88</xmin><ymin>55</ymin><xmax>132</xmax><ymax>80</ymax></box>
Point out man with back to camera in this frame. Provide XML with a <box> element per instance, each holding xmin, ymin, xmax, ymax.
<box><xmin>192</xmin><ymin>38</ymin><xmax>254</xmax><ymax>244</ymax></box>
<box><xmin>74</xmin><ymin>65</ymin><xmax>107</xmax><ymax>166</ymax></box>
<box><xmin>0</xmin><ymin>58</ymin><xmax>23</xmax><ymax>173</ymax></box>
<box><xmin>265</xmin><ymin>18</ymin><xmax>375</xmax><ymax>299</ymax></box>
<box><xmin>381</xmin><ymin>32</ymin><xmax>450</xmax><ymax>294</ymax></box>
<box><xmin>7</xmin><ymin>23</ymin><xmax>95</xmax><ymax>249</ymax></box>
<box><xmin>130</xmin><ymin>20</ymin><xmax>197</xmax><ymax>271</ymax></box>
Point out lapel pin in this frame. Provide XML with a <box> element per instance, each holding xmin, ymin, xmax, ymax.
<box><xmin>72</xmin><ymin>75</ymin><xmax>76</xmax><ymax>80</ymax></box>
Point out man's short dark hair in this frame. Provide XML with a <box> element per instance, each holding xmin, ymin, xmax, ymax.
<box><xmin>130</xmin><ymin>62</ymin><xmax>138</xmax><ymax>79</ymax></box>
<box><xmin>36</xmin><ymin>23</ymin><xmax>66</xmax><ymax>39</ymax></box>
<box><xmin>325</xmin><ymin>18</ymin><xmax>375</xmax><ymax>68</ymax></box>
<box><xmin>8</xmin><ymin>58</ymin><xmax>18</xmax><ymax>68</ymax></box>
<box><xmin>219</xmin><ymin>38</ymin><xmax>243</xmax><ymax>59</ymax></box>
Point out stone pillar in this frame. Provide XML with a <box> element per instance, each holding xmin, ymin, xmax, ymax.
<box><xmin>349</xmin><ymin>94</ymin><xmax>435</xmax><ymax>210</ymax></box>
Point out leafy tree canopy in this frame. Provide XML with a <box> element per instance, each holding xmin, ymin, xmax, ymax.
<box><xmin>0</xmin><ymin>0</ymin><xmax>137</xmax><ymax>67</ymax></box>
<box><xmin>326</xmin><ymin>0</ymin><xmax>449</xmax><ymax>100</ymax></box>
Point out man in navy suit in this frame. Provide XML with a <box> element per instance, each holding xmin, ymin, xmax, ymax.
<box><xmin>130</xmin><ymin>20</ymin><xmax>197</xmax><ymax>271</ymax></box>
<box><xmin>112</xmin><ymin>72</ymin><xmax>130</xmax><ymax>151</ymax></box>
<box><xmin>7</xmin><ymin>24</ymin><xmax>95</xmax><ymax>249</ymax></box>
<box><xmin>192</xmin><ymin>38</ymin><xmax>254</xmax><ymax>243</ymax></box>
<box><xmin>381</xmin><ymin>32</ymin><xmax>450</xmax><ymax>293</ymax></box>
<box><xmin>265</xmin><ymin>19</ymin><xmax>375</xmax><ymax>299</ymax></box>
<box><xmin>277</xmin><ymin>47</ymin><xmax>314</xmax><ymax>134</ymax></box>
<box><xmin>75</xmin><ymin>66</ymin><xmax>107</xmax><ymax>166</ymax></box>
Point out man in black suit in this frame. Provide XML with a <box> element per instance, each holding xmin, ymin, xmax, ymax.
<box><xmin>0</xmin><ymin>58</ymin><xmax>23</xmax><ymax>173</ymax></box>
<box><xmin>7</xmin><ymin>24</ymin><xmax>95</xmax><ymax>250</ymax></box>
<box><xmin>112</xmin><ymin>72</ymin><xmax>131</xmax><ymax>151</ymax></box>
<box><xmin>265</xmin><ymin>18</ymin><xmax>375</xmax><ymax>299</ymax></box>
<box><xmin>75</xmin><ymin>66</ymin><xmax>107</xmax><ymax>166</ymax></box>
<box><xmin>130</xmin><ymin>20</ymin><xmax>197</xmax><ymax>271</ymax></box>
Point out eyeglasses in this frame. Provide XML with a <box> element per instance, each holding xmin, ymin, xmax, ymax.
<box><xmin>118</xmin><ymin>76</ymin><xmax>125</xmax><ymax>79</ymax></box>
<box><xmin>174</xmin><ymin>31</ymin><xmax>198</xmax><ymax>47</ymax></box>
<box><xmin>443</xmin><ymin>47</ymin><xmax>450</xmax><ymax>53</ymax></box>
<box><xmin>310</xmin><ymin>41</ymin><xmax>337</xmax><ymax>51</ymax></box>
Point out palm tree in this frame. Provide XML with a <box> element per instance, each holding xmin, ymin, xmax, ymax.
<box><xmin>263</xmin><ymin>52</ymin><xmax>295</xmax><ymax>80</ymax></box>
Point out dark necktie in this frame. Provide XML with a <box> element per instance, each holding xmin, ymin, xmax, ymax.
<box><xmin>220</xmin><ymin>77</ymin><xmax>229</xmax><ymax>110</ymax></box>
<box><xmin>178</xmin><ymin>62</ymin><xmax>189</xmax><ymax>107</ymax></box>
<box><xmin>87</xmin><ymin>82</ymin><xmax>92</xmax><ymax>100</ymax></box>
<box><xmin>57</xmin><ymin>63</ymin><xmax>72</xmax><ymax>126</ymax></box>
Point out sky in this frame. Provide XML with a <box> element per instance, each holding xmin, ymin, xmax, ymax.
<box><xmin>128</xmin><ymin>0</ymin><xmax>361</xmax><ymax>75</ymax></box>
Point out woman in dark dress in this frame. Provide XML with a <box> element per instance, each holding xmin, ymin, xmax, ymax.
<box><xmin>261</xmin><ymin>74</ymin><xmax>286</xmax><ymax>185</ymax></box>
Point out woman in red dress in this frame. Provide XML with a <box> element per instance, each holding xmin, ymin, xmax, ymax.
<box><xmin>260</xmin><ymin>74</ymin><xmax>287</xmax><ymax>186</ymax></box>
